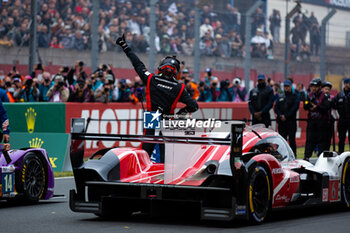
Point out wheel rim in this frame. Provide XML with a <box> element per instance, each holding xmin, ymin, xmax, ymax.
<box><xmin>24</xmin><ymin>159</ymin><xmax>44</xmax><ymax>198</ymax></box>
<box><xmin>252</xmin><ymin>172</ymin><xmax>269</xmax><ymax>216</ymax></box>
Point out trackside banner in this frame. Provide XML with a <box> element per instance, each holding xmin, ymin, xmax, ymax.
<box><xmin>10</xmin><ymin>133</ymin><xmax>70</xmax><ymax>172</ymax></box>
<box><xmin>65</xmin><ymin>103</ymin><xmax>316</xmax><ymax>157</ymax></box>
<box><xmin>3</xmin><ymin>103</ymin><xmax>66</xmax><ymax>133</ymax></box>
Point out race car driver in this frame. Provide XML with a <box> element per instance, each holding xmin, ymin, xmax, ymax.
<box><xmin>116</xmin><ymin>34</ymin><xmax>198</xmax><ymax>160</ymax></box>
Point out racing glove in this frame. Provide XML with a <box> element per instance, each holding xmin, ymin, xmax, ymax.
<box><xmin>116</xmin><ymin>34</ymin><xmax>130</xmax><ymax>52</ymax></box>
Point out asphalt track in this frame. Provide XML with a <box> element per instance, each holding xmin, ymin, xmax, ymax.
<box><xmin>1</xmin><ymin>177</ymin><xmax>350</xmax><ymax>233</ymax></box>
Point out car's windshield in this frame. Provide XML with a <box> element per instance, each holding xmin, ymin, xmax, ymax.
<box><xmin>249</xmin><ymin>135</ymin><xmax>295</xmax><ymax>162</ymax></box>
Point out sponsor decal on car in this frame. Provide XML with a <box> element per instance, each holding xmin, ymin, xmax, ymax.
<box><xmin>323</xmin><ymin>188</ymin><xmax>329</xmax><ymax>202</ymax></box>
<box><xmin>272</xmin><ymin>168</ymin><xmax>283</xmax><ymax>174</ymax></box>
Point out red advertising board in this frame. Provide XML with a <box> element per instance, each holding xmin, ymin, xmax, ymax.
<box><xmin>65</xmin><ymin>102</ymin><xmax>335</xmax><ymax>156</ymax></box>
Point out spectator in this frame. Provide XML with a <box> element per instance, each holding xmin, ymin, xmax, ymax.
<box><xmin>296</xmin><ymin>83</ymin><xmax>307</xmax><ymax>101</ymax></box>
<box><xmin>14</xmin><ymin>22</ymin><xmax>29</xmax><ymax>46</ymax></box>
<box><xmin>290</xmin><ymin>43</ymin><xmax>298</xmax><ymax>61</ymax></box>
<box><xmin>252</xmin><ymin>8</ymin><xmax>265</xmax><ymax>34</ymax></box>
<box><xmin>73</xmin><ymin>30</ymin><xmax>88</xmax><ymax>51</ymax></box>
<box><xmin>199</xmin><ymin>17</ymin><xmax>214</xmax><ymax>39</ymax></box>
<box><xmin>299</xmin><ymin>44</ymin><xmax>311</xmax><ymax>61</ymax></box>
<box><xmin>333</xmin><ymin>78</ymin><xmax>350</xmax><ymax>153</ymax></box>
<box><xmin>214</xmin><ymin>34</ymin><xmax>231</xmax><ymax>58</ymax></box>
<box><xmin>310</xmin><ymin>22</ymin><xmax>320</xmax><ymax>56</ymax></box>
<box><xmin>13</xmin><ymin>75</ymin><xmax>39</xmax><ymax>102</ymax></box>
<box><xmin>37</xmin><ymin>25</ymin><xmax>50</xmax><ymax>48</ymax></box>
<box><xmin>269</xmin><ymin>9</ymin><xmax>281</xmax><ymax>43</ymax></box>
<box><xmin>116</xmin><ymin>79</ymin><xmax>132</xmax><ymax>103</ymax></box>
<box><xmin>198</xmin><ymin>81</ymin><xmax>212</xmax><ymax>102</ymax></box>
<box><xmin>200</xmin><ymin>32</ymin><xmax>215</xmax><ymax>56</ymax></box>
<box><xmin>38</xmin><ymin>72</ymin><xmax>52</xmax><ymax>101</ymax></box>
<box><xmin>274</xmin><ymin>80</ymin><xmax>300</xmax><ymax>155</ymax></box>
<box><xmin>181</xmin><ymin>37</ymin><xmax>194</xmax><ymax>56</ymax></box>
<box><xmin>133</xmin><ymin>34</ymin><xmax>148</xmax><ymax>53</ymax></box>
<box><xmin>68</xmin><ymin>79</ymin><xmax>95</xmax><ymax>102</ymax></box>
<box><xmin>46</xmin><ymin>75</ymin><xmax>69</xmax><ymax>102</ymax></box>
<box><xmin>218</xmin><ymin>79</ymin><xmax>232</xmax><ymax>101</ymax></box>
<box><xmin>303</xmin><ymin>79</ymin><xmax>331</xmax><ymax>160</ymax></box>
<box><xmin>264</xmin><ymin>31</ymin><xmax>273</xmax><ymax>59</ymax></box>
<box><xmin>231</xmin><ymin>77</ymin><xmax>247</xmax><ymax>102</ymax></box>
<box><xmin>210</xmin><ymin>77</ymin><xmax>220</xmax><ymax>101</ymax></box>
<box><xmin>248</xmin><ymin>74</ymin><xmax>274</xmax><ymax>128</ymax></box>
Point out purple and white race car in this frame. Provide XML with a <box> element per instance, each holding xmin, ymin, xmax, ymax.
<box><xmin>0</xmin><ymin>144</ymin><xmax>54</xmax><ymax>202</ymax></box>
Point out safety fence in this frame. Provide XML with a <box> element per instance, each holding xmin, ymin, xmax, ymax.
<box><xmin>4</xmin><ymin>102</ymin><xmax>340</xmax><ymax>171</ymax></box>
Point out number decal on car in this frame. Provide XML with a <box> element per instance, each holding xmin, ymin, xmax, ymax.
<box><xmin>329</xmin><ymin>180</ymin><xmax>339</xmax><ymax>202</ymax></box>
<box><xmin>2</xmin><ymin>172</ymin><xmax>15</xmax><ymax>193</ymax></box>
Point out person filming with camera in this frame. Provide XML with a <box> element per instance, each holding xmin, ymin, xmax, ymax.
<box><xmin>13</xmin><ymin>75</ymin><xmax>39</xmax><ymax>102</ymax></box>
<box><xmin>46</xmin><ymin>75</ymin><xmax>69</xmax><ymax>102</ymax></box>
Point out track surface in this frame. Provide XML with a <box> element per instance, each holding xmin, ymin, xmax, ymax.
<box><xmin>0</xmin><ymin>177</ymin><xmax>349</xmax><ymax>233</ymax></box>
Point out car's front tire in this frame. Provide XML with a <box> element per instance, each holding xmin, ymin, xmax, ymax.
<box><xmin>341</xmin><ymin>157</ymin><xmax>350</xmax><ymax>208</ymax></box>
<box><xmin>16</xmin><ymin>152</ymin><xmax>47</xmax><ymax>203</ymax></box>
<box><xmin>247</xmin><ymin>164</ymin><xmax>271</xmax><ymax>224</ymax></box>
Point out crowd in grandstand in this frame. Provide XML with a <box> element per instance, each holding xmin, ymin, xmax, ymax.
<box><xmin>0</xmin><ymin>0</ymin><xmax>320</xmax><ymax>60</ymax></box>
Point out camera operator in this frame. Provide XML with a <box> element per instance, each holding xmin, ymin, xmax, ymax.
<box><xmin>46</xmin><ymin>75</ymin><xmax>69</xmax><ymax>102</ymax></box>
<box><xmin>13</xmin><ymin>75</ymin><xmax>39</xmax><ymax>102</ymax></box>
<box><xmin>38</xmin><ymin>72</ymin><xmax>52</xmax><ymax>101</ymax></box>
<box><xmin>116</xmin><ymin>79</ymin><xmax>132</xmax><ymax>103</ymax></box>
<box><xmin>94</xmin><ymin>78</ymin><xmax>114</xmax><ymax>103</ymax></box>
<box><xmin>231</xmin><ymin>77</ymin><xmax>247</xmax><ymax>102</ymax></box>
<box><xmin>129</xmin><ymin>76</ymin><xmax>144</xmax><ymax>103</ymax></box>
<box><xmin>218</xmin><ymin>79</ymin><xmax>232</xmax><ymax>101</ymax></box>
<box><xmin>2</xmin><ymin>76</ymin><xmax>15</xmax><ymax>102</ymax></box>
<box><xmin>210</xmin><ymin>77</ymin><xmax>220</xmax><ymax>101</ymax></box>
<box><xmin>182</xmin><ymin>69</ymin><xmax>199</xmax><ymax>100</ymax></box>
<box><xmin>68</xmin><ymin>79</ymin><xmax>94</xmax><ymax>102</ymax></box>
<box><xmin>303</xmin><ymin>78</ymin><xmax>331</xmax><ymax>160</ymax></box>
<box><xmin>198</xmin><ymin>81</ymin><xmax>212</xmax><ymax>102</ymax></box>
<box><xmin>203</xmin><ymin>67</ymin><xmax>217</xmax><ymax>86</ymax></box>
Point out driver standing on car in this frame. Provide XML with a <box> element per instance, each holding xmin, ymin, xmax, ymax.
<box><xmin>0</xmin><ymin>100</ymin><xmax>10</xmax><ymax>143</ymax></box>
<box><xmin>116</xmin><ymin>34</ymin><xmax>198</xmax><ymax>161</ymax></box>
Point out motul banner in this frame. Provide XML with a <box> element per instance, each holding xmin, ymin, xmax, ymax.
<box><xmin>65</xmin><ymin>102</ymin><xmax>320</xmax><ymax>157</ymax></box>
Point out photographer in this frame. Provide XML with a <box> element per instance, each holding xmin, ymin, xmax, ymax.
<box><xmin>13</xmin><ymin>75</ymin><xmax>39</xmax><ymax>102</ymax></box>
<box><xmin>209</xmin><ymin>77</ymin><xmax>220</xmax><ymax>101</ymax></box>
<box><xmin>218</xmin><ymin>79</ymin><xmax>232</xmax><ymax>101</ymax></box>
<box><xmin>231</xmin><ymin>77</ymin><xmax>247</xmax><ymax>102</ymax></box>
<box><xmin>46</xmin><ymin>75</ymin><xmax>69</xmax><ymax>102</ymax></box>
<box><xmin>94</xmin><ymin>79</ymin><xmax>114</xmax><ymax>104</ymax></box>
<box><xmin>198</xmin><ymin>81</ymin><xmax>212</xmax><ymax>102</ymax></box>
<box><xmin>68</xmin><ymin>79</ymin><xmax>94</xmax><ymax>102</ymax></box>
<box><xmin>303</xmin><ymin>78</ymin><xmax>331</xmax><ymax>160</ymax></box>
<box><xmin>38</xmin><ymin>72</ymin><xmax>52</xmax><ymax>101</ymax></box>
<box><xmin>116</xmin><ymin>79</ymin><xmax>132</xmax><ymax>103</ymax></box>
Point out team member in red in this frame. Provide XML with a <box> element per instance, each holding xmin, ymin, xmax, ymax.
<box><xmin>116</xmin><ymin>34</ymin><xmax>198</xmax><ymax>160</ymax></box>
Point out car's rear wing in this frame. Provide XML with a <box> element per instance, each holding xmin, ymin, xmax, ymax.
<box><xmin>70</xmin><ymin>118</ymin><xmax>244</xmax><ymax>173</ymax></box>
